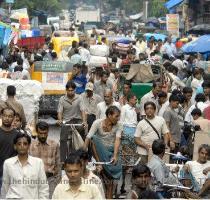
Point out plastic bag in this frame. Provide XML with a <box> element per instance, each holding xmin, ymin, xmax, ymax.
<box><xmin>71</xmin><ymin>125</ymin><xmax>84</xmax><ymax>150</ymax></box>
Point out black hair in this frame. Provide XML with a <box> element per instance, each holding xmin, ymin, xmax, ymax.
<box><xmin>169</xmin><ymin>94</ymin><xmax>180</xmax><ymax>103</ymax></box>
<box><xmin>7</xmin><ymin>85</ymin><xmax>16</xmax><ymax>96</ymax></box>
<box><xmin>66</xmin><ymin>80</ymin><xmax>76</xmax><ymax>90</ymax></box>
<box><xmin>183</xmin><ymin>87</ymin><xmax>193</xmax><ymax>94</ymax></box>
<box><xmin>75</xmin><ymin>149</ymin><xmax>89</xmax><ymax>161</ymax></box>
<box><xmin>100</xmin><ymin>71</ymin><xmax>109</xmax><ymax>78</ymax></box>
<box><xmin>1</xmin><ymin>107</ymin><xmax>16</xmax><ymax>116</ymax></box>
<box><xmin>36</xmin><ymin>121</ymin><xmax>49</xmax><ymax>132</ymax></box>
<box><xmin>72</xmin><ymin>40</ymin><xmax>78</xmax><ymax>48</ymax></box>
<box><xmin>74</xmin><ymin>48</ymin><xmax>79</xmax><ymax>54</ymax></box>
<box><xmin>5</xmin><ymin>55</ymin><xmax>13</xmax><ymax>64</ymax></box>
<box><xmin>1</xmin><ymin>62</ymin><xmax>9</xmax><ymax>70</ymax></box>
<box><xmin>51</xmin><ymin>51</ymin><xmax>57</xmax><ymax>59</ymax></box>
<box><xmin>152</xmin><ymin>139</ymin><xmax>165</xmax><ymax>155</ymax></box>
<box><xmin>132</xmin><ymin>164</ymin><xmax>151</xmax><ymax>179</ymax></box>
<box><xmin>16</xmin><ymin>57</ymin><xmax>23</xmax><ymax>66</ymax></box>
<box><xmin>144</xmin><ymin>101</ymin><xmax>156</xmax><ymax>111</ymax></box>
<box><xmin>152</xmin><ymin>81</ymin><xmax>162</xmax><ymax>88</ymax></box>
<box><xmin>73</xmin><ymin>64</ymin><xmax>81</xmax><ymax>69</ymax></box>
<box><xmin>14</xmin><ymin>65</ymin><xmax>23</xmax><ymax>72</ymax></box>
<box><xmin>158</xmin><ymin>91</ymin><xmax>167</xmax><ymax>98</ymax></box>
<box><xmin>195</xmin><ymin>93</ymin><xmax>206</xmax><ymax>103</ymax></box>
<box><xmin>83</xmin><ymin>43</ymin><xmax>88</xmax><ymax>49</ymax></box>
<box><xmin>124</xmin><ymin>80</ymin><xmax>132</xmax><ymax>88</ymax></box>
<box><xmin>169</xmin><ymin>65</ymin><xmax>178</xmax><ymax>74</ymax></box>
<box><xmin>78</xmin><ymin>41</ymin><xmax>83</xmax><ymax>47</ymax></box>
<box><xmin>191</xmin><ymin>108</ymin><xmax>202</xmax><ymax>117</ymax></box>
<box><xmin>202</xmin><ymin>81</ymin><xmax>210</xmax><ymax>88</ymax></box>
<box><xmin>64</xmin><ymin>153</ymin><xmax>82</xmax><ymax>166</ymax></box>
<box><xmin>192</xmin><ymin>68</ymin><xmax>201</xmax><ymax>77</ymax></box>
<box><xmin>105</xmin><ymin>106</ymin><xmax>120</xmax><ymax>117</ymax></box>
<box><xmin>14</xmin><ymin>132</ymin><xmax>31</xmax><ymax>145</ymax></box>
<box><xmin>127</xmin><ymin>93</ymin><xmax>136</xmax><ymax>102</ymax></box>
<box><xmin>171</xmin><ymin>89</ymin><xmax>182</xmax><ymax>96</ymax></box>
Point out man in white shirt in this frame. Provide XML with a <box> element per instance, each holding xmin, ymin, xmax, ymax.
<box><xmin>120</xmin><ymin>93</ymin><xmax>138</xmax><ymax>137</ymax></box>
<box><xmin>157</xmin><ymin>91</ymin><xmax>169</xmax><ymax>117</ymax></box>
<box><xmin>96</xmin><ymin>89</ymin><xmax>121</xmax><ymax>119</ymax></box>
<box><xmin>185</xmin><ymin>93</ymin><xmax>208</xmax><ymax>123</ymax></box>
<box><xmin>162</xmin><ymin>37</ymin><xmax>177</xmax><ymax>58</ymax></box>
<box><xmin>136</xmin><ymin>37</ymin><xmax>147</xmax><ymax>53</ymax></box>
<box><xmin>135</xmin><ymin>101</ymin><xmax>172</xmax><ymax>164</ymax></box>
<box><xmin>183</xmin><ymin>144</ymin><xmax>210</xmax><ymax>189</ymax></box>
<box><xmin>52</xmin><ymin>153</ymin><xmax>103</xmax><ymax>199</ymax></box>
<box><xmin>1</xmin><ymin>133</ymin><xmax>49</xmax><ymax>199</ymax></box>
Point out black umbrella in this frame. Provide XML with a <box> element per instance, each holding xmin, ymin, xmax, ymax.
<box><xmin>188</xmin><ymin>24</ymin><xmax>210</xmax><ymax>34</ymax></box>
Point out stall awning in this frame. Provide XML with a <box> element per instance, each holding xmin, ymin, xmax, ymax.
<box><xmin>165</xmin><ymin>0</ymin><xmax>184</xmax><ymax>10</ymax></box>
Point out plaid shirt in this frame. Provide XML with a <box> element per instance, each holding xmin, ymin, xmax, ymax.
<box><xmin>29</xmin><ymin>139</ymin><xmax>61</xmax><ymax>177</ymax></box>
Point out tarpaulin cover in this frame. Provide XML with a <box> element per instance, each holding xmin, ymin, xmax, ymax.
<box><xmin>165</xmin><ymin>0</ymin><xmax>184</xmax><ymax>10</ymax></box>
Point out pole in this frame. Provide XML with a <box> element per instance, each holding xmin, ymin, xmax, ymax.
<box><xmin>8</xmin><ymin>3</ymin><xmax>11</xmax><ymax>15</ymax></box>
<box><xmin>145</xmin><ymin>1</ymin><xmax>149</xmax><ymax>20</ymax></box>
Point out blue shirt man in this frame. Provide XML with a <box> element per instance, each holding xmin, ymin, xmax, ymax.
<box><xmin>72</xmin><ymin>64</ymin><xmax>87</xmax><ymax>94</ymax></box>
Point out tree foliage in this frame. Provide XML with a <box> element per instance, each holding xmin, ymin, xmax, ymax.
<box><xmin>12</xmin><ymin>0</ymin><xmax>61</xmax><ymax>15</ymax></box>
<box><xmin>148</xmin><ymin>0</ymin><xmax>167</xmax><ymax>17</ymax></box>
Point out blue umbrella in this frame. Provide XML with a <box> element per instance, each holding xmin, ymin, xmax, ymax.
<box><xmin>116</xmin><ymin>37</ymin><xmax>134</xmax><ymax>44</ymax></box>
<box><xmin>144</xmin><ymin>33</ymin><xmax>167</xmax><ymax>41</ymax></box>
<box><xmin>107</xmin><ymin>36</ymin><xmax>134</xmax><ymax>44</ymax></box>
<box><xmin>182</xmin><ymin>35</ymin><xmax>210</xmax><ymax>53</ymax></box>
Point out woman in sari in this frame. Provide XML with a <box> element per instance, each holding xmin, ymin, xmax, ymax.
<box><xmin>84</xmin><ymin>105</ymin><xmax>122</xmax><ymax>199</ymax></box>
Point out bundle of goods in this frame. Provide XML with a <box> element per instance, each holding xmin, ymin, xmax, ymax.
<box><xmin>0</xmin><ymin>79</ymin><xmax>44</xmax><ymax>127</ymax></box>
<box><xmin>89</xmin><ymin>45</ymin><xmax>109</xmax><ymax>68</ymax></box>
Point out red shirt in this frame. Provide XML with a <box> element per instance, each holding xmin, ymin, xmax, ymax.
<box><xmin>203</xmin><ymin>106</ymin><xmax>210</xmax><ymax>120</ymax></box>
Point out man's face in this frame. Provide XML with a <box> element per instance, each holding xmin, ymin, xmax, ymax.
<box><xmin>153</xmin><ymin>84</ymin><xmax>162</xmax><ymax>95</ymax></box>
<box><xmin>198</xmin><ymin>148</ymin><xmax>208</xmax><ymax>164</ymax></box>
<box><xmin>66</xmin><ymin>87</ymin><xmax>75</xmax><ymax>98</ymax></box>
<box><xmin>108</xmin><ymin>112</ymin><xmax>120</xmax><ymax>125</ymax></box>
<box><xmin>14</xmin><ymin>137</ymin><xmax>30</xmax><ymax>156</ymax></box>
<box><xmin>171</xmin><ymin>100</ymin><xmax>179</xmax><ymax>109</ymax></box>
<box><xmin>134</xmin><ymin>173</ymin><xmax>151</xmax><ymax>189</ymax></box>
<box><xmin>203</xmin><ymin>87</ymin><xmax>210</xmax><ymax>97</ymax></box>
<box><xmin>65</xmin><ymin>163</ymin><xmax>82</xmax><ymax>184</ymax></box>
<box><xmin>123</xmin><ymin>84</ymin><xmax>131</xmax><ymax>95</ymax></box>
<box><xmin>37</xmin><ymin>128</ymin><xmax>48</xmax><ymax>143</ymax></box>
<box><xmin>2</xmin><ymin>109</ymin><xmax>15</xmax><ymax>128</ymax></box>
<box><xmin>73</xmin><ymin>67</ymin><xmax>80</xmax><ymax>76</ymax></box>
<box><xmin>114</xmin><ymin>72</ymin><xmax>120</xmax><ymax>79</ymax></box>
<box><xmin>158</xmin><ymin>97</ymin><xmax>167</xmax><ymax>105</ymax></box>
<box><xmin>101</xmin><ymin>75</ymin><xmax>108</xmax><ymax>83</ymax></box>
<box><xmin>145</xmin><ymin>105</ymin><xmax>156</xmax><ymax>118</ymax></box>
<box><xmin>129</xmin><ymin>96</ymin><xmax>137</xmax><ymax>107</ymax></box>
<box><xmin>184</xmin><ymin>92</ymin><xmax>192</xmax><ymax>102</ymax></box>
<box><xmin>104</xmin><ymin>92</ymin><xmax>112</xmax><ymax>105</ymax></box>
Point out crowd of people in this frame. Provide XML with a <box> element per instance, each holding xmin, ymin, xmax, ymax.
<box><xmin>0</xmin><ymin>25</ymin><xmax>209</xmax><ymax>199</ymax></box>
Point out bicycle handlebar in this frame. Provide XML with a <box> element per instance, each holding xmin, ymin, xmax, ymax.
<box><xmin>162</xmin><ymin>184</ymin><xmax>192</xmax><ymax>190</ymax></box>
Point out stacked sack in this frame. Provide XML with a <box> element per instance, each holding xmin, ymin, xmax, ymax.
<box><xmin>89</xmin><ymin>45</ymin><xmax>110</xmax><ymax>69</ymax></box>
<box><xmin>0</xmin><ymin>79</ymin><xmax>44</xmax><ymax>125</ymax></box>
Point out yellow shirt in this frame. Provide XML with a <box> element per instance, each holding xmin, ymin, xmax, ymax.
<box><xmin>52</xmin><ymin>179</ymin><xmax>103</xmax><ymax>199</ymax></box>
